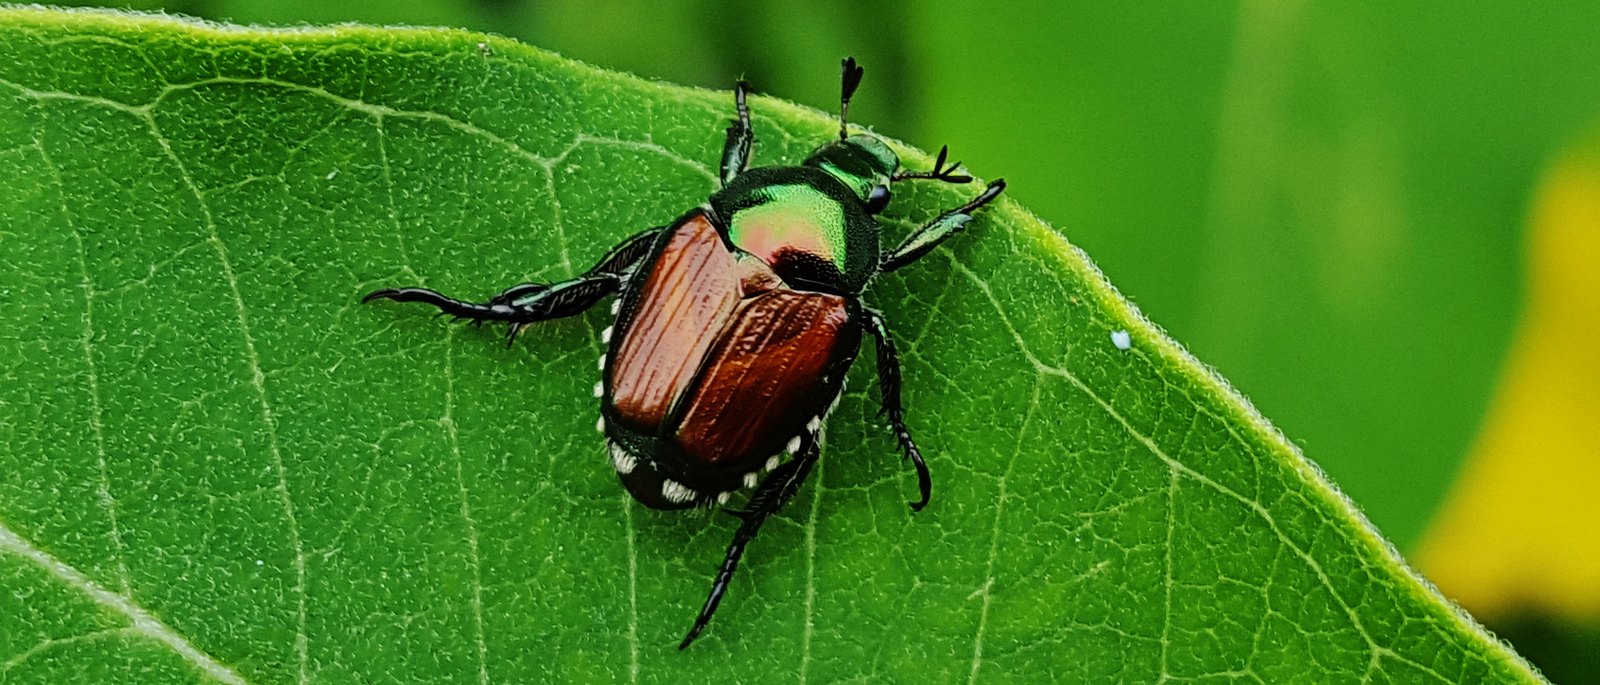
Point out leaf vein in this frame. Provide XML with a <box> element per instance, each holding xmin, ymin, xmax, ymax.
<box><xmin>622</xmin><ymin>494</ymin><xmax>640</xmax><ymax>684</ymax></box>
<box><xmin>0</xmin><ymin>524</ymin><xmax>251</xmax><ymax>684</ymax></box>
<box><xmin>143</xmin><ymin>112</ymin><xmax>311</xmax><ymax>684</ymax></box>
<box><xmin>799</xmin><ymin>432</ymin><xmax>827</xmax><ymax>684</ymax></box>
<box><xmin>941</xmin><ymin>252</ymin><xmax>1454</xmax><ymax>682</ymax></box>
<box><xmin>1</xmin><ymin>627</ymin><xmax>139</xmax><ymax>675</ymax></box>
<box><xmin>1159</xmin><ymin>466</ymin><xmax>1179</xmax><ymax>682</ymax></box>
<box><xmin>441</xmin><ymin>330</ymin><xmax>491</xmax><ymax>685</ymax></box>
<box><xmin>32</xmin><ymin>133</ymin><xmax>131</xmax><ymax>595</ymax></box>
<box><xmin>966</xmin><ymin>379</ymin><xmax>1043</xmax><ymax>684</ymax></box>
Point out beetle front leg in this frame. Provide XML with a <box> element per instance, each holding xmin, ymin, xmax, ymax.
<box><xmin>863</xmin><ymin>309</ymin><xmax>932</xmax><ymax>511</ymax></box>
<box><xmin>880</xmin><ymin>179</ymin><xmax>1006</xmax><ymax>272</ymax></box>
<box><xmin>719</xmin><ymin>81</ymin><xmax>754</xmax><ymax>187</ymax></box>
<box><xmin>679</xmin><ymin>435</ymin><xmax>821</xmax><ymax>649</ymax></box>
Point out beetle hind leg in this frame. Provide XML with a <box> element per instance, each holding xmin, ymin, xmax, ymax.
<box><xmin>364</xmin><ymin>273</ymin><xmax>622</xmax><ymax>345</ymax></box>
<box><xmin>679</xmin><ymin>435</ymin><xmax>821</xmax><ymax>649</ymax></box>
<box><xmin>862</xmin><ymin>309</ymin><xmax>932</xmax><ymax>511</ymax></box>
<box><xmin>364</xmin><ymin>226</ymin><xmax>664</xmax><ymax>342</ymax></box>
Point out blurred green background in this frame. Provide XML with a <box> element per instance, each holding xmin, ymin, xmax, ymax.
<box><xmin>60</xmin><ymin>0</ymin><xmax>1600</xmax><ymax>679</ymax></box>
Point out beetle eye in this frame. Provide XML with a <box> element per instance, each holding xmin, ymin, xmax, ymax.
<box><xmin>865</xmin><ymin>185</ymin><xmax>891</xmax><ymax>213</ymax></box>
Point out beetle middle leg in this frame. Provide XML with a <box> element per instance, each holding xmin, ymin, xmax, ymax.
<box><xmin>880</xmin><ymin>178</ymin><xmax>1007</xmax><ymax>273</ymax></box>
<box><xmin>679</xmin><ymin>434</ymin><xmax>821</xmax><ymax>650</ymax></box>
<box><xmin>863</xmin><ymin>309</ymin><xmax>932</xmax><ymax>511</ymax></box>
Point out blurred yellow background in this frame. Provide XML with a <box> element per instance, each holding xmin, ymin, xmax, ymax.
<box><xmin>1414</xmin><ymin>128</ymin><xmax>1600</xmax><ymax>677</ymax></box>
<box><xmin>66</xmin><ymin>0</ymin><xmax>1600</xmax><ymax>678</ymax></box>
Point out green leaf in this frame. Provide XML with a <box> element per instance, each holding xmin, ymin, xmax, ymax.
<box><xmin>0</xmin><ymin>8</ymin><xmax>1541</xmax><ymax>683</ymax></box>
<box><xmin>907</xmin><ymin>3</ymin><xmax>1600</xmax><ymax>550</ymax></box>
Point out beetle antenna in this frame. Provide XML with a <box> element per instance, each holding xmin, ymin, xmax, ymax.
<box><xmin>892</xmin><ymin>144</ymin><xmax>973</xmax><ymax>184</ymax></box>
<box><xmin>839</xmin><ymin>57</ymin><xmax>864</xmax><ymax>140</ymax></box>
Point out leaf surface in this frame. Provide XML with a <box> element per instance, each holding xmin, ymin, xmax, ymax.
<box><xmin>0</xmin><ymin>8</ymin><xmax>1540</xmax><ymax>683</ymax></box>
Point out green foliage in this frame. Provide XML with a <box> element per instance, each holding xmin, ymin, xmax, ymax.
<box><xmin>0</xmin><ymin>8</ymin><xmax>1541</xmax><ymax>683</ymax></box>
<box><xmin>908</xmin><ymin>3</ymin><xmax>1600</xmax><ymax>548</ymax></box>
<box><xmin>57</xmin><ymin>0</ymin><xmax>1600</xmax><ymax>559</ymax></box>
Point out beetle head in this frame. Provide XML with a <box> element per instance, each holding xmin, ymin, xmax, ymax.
<box><xmin>804</xmin><ymin>135</ymin><xmax>899</xmax><ymax>214</ymax></box>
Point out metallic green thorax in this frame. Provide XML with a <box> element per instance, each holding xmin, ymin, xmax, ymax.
<box><xmin>727</xmin><ymin>184</ymin><xmax>846</xmax><ymax>268</ymax></box>
<box><xmin>710</xmin><ymin>135</ymin><xmax>900</xmax><ymax>295</ymax></box>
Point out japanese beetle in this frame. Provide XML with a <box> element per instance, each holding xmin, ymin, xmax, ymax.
<box><xmin>364</xmin><ymin>58</ymin><xmax>1005</xmax><ymax>648</ymax></box>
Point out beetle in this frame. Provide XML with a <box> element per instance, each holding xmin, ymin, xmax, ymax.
<box><xmin>363</xmin><ymin>58</ymin><xmax>1004</xmax><ymax>648</ymax></box>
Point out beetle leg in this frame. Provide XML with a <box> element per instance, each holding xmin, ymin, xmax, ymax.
<box><xmin>587</xmin><ymin>227</ymin><xmax>664</xmax><ymax>279</ymax></box>
<box><xmin>879</xmin><ymin>179</ymin><xmax>1006</xmax><ymax>273</ymax></box>
<box><xmin>720</xmin><ymin>80</ymin><xmax>754</xmax><ymax>188</ymax></box>
<box><xmin>367</xmin><ymin>227</ymin><xmax>663</xmax><ymax>342</ymax></box>
<box><xmin>485</xmin><ymin>227</ymin><xmax>662</xmax><ymax>307</ymax></box>
<box><xmin>679</xmin><ymin>435</ymin><xmax>821</xmax><ymax>649</ymax></box>
<box><xmin>364</xmin><ymin>273</ymin><xmax>621</xmax><ymax>331</ymax></box>
<box><xmin>482</xmin><ymin>282</ymin><xmax>548</xmax><ymax>308</ymax></box>
<box><xmin>861</xmin><ymin>309</ymin><xmax>932</xmax><ymax>511</ymax></box>
<box><xmin>890</xmin><ymin>144</ymin><xmax>972</xmax><ymax>184</ymax></box>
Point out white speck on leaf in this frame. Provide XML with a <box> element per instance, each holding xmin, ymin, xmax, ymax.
<box><xmin>1111</xmin><ymin>329</ymin><xmax>1132</xmax><ymax>350</ymax></box>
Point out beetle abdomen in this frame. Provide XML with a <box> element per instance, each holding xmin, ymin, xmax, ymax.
<box><xmin>608</xmin><ymin>212</ymin><xmax>740</xmax><ymax>431</ymax></box>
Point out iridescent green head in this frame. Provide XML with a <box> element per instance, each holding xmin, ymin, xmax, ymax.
<box><xmin>803</xmin><ymin>135</ymin><xmax>899</xmax><ymax>214</ymax></box>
